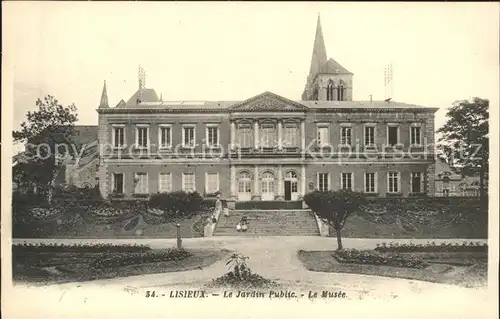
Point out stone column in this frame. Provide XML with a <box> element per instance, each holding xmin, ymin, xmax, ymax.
<box><xmin>301</xmin><ymin>164</ymin><xmax>307</xmax><ymax>208</ymax></box>
<box><xmin>426</xmin><ymin>163</ymin><xmax>436</xmax><ymax>196</ymax></box>
<box><xmin>252</xmin><ymin>165</ymin><xmax>261</xmax><ymax>200</ymax></box>
<box><xmin>230</xmin><ymin>165</ymin><xmax>236</xmax><ymax>198</ymax></box>
<box><xmin>277</xmin><ymin>165</ymin><xmax>284</xmax><ymax>200</ymax></box>
<box><xmin>278</xmin><ymin>120</ymin><xmax>283</xmax><ymax>150</ymax></box>
<box><xmin>228</xmin><ymin>165</ymin><xmax>236</xmax><ymax>209</ymax></box>
<box><xmin>301</xmin><ymin>120</ymin><xmax>306</xmax><ymax>154</ymax></box>
<box><xmin>301</xmin><ymin>164</ymin><xmax>306</xmax><ymax>195</ymax></box>
<box><xmin>254</xmin><ymin>120</ymin><xmax>259</xmax><ymax>149</ymax></box>
<box><xmin>230</xmin><ymin>121</ymin><xmax>236</xmax><ymax>150</ymax></box>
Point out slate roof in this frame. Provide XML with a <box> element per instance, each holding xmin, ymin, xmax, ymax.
<box><xmin>124</xmin><ymin>88</ymin><xmax>159</xmax><ymax>107</ymax></box>
<box><xmin>319</xmin><ymin>58</ymin><xmax>352</xmax><ymax>75</ymax></box>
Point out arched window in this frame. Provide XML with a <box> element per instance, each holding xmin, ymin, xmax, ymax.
<box><xmin>313</xmin><ymin>85</ymin><xmax>319</xmax><ymax>101</ymax></box>
<box><xmin>337</xmin><ymin>80</ymin><xmax>345</xmax><ymax>101</ymax></box>
<box><xmin>327</xmin><ymin>80</ymin><xmax>335</xmax><ymax>101</ymax></box>
<box><xmin>236</xmin><ymin>121</ymin><xmax>254</xmax><ymax>148</ymax></box>
<box><xmin>285</xmin><ymin>171</ymin><xmax>298</xmax><ymax>179</ymax></box>
<box><xmin>260</xmin><ymin>121</ymin><xmax>276</xmax><ymax>148</ymax></box>
<box><xmin>261</xmin><ymin>172</ymin><xmax>275</xmax><ymax>194</ymax></box>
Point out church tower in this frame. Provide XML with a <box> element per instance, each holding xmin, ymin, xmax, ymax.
<box><xmin>302</xmin><ymin>15</ymin><xmax>353</xmax><ymax>101</ymax></box>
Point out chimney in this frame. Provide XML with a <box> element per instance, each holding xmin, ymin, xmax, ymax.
<box><xmin>369</xmin><ymin>95</ymin><xmax>372</xmax><ymax>103</ymax></box>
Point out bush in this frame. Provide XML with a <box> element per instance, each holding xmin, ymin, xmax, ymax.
<box><xmin>333</xmin><ymin>249</ymin><xmax>427</xmax><ymax>269</ymax></box>
<box><xmin>89</xmin><ymin>248</ymin><xmax>192</xmax><ymax>274</ymax></box>
<box><xmin>13</xmin><ymin>243</ymin><xmax>151</xmax><ymax>253</ymax></box>
<box><xmin>374</xmin><ymin>241</ymin><xmax>488</xmax><ymax>253</ymax></box>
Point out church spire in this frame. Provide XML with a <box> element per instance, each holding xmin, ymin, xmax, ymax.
<box><xmin>308</xmin><ymin>14</ymin><xmax>328</xmax><ymax>77</ymax></box>
<box><xmin>99</xmin><ymin>80</ymin><xmax>109</xmax><ymax>108</ymax></box>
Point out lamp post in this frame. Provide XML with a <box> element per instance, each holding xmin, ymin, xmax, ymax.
<box><xmin>176</xmin><ymin>223</ymin><xmax>182</xmax><ymax>249</ymax></box>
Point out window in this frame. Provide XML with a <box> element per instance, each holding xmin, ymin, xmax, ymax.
<box><xmin>411</xmin><ymin>172</ymin><xmax>422</xmax><ymax>193</ymax></box>
<box><xmin>206</xmin><ymin>173</ymin><xmax>219</xmax><ymax>194</ymax></box>
<box><xmin>318</xmin><ymin>173</ymin><xmax>329</xmax><ymax>191</ymax></box>
<box><xmin>158</xmin><ymin>173</ymin><xmax>172</xmax><ymax>193</ymax></box>
<box><xmin>159</xmin><ymin>126</ymin><xmax>172</xmax><ymax>148</ymax></box>
<box><xmin>364</xmin><ymin>125</ymin><xmax>376</xmax><ymax>146</ymax></box>
<box><xmin>340</xmin><ymin>127</ymin><xmax>352</xmax><ymax>145</ymax></box>
<box><xmin>327</xmin><ymin>80</ymin><xmax>335</xmax><ymax>101</ymax></box>
<box><xmin>365</xmin><ymin>172</ymin><xmax>376</xmax><ymax>193</ymax></box>
<box><xmin>337</xmin><ymin>80</ymin><xmax>345</xmax><ymax>101</ymax></box>
<box><xmin>183</xmin><ymin>126</ymin><xmax>195</xmax><ymax>147</ymax></box>
<box><xmin>261</xmin><ymin>172</ymin><xmax>275</xmax><ymax>193</ymax></box>
<box><xmin>134</xmin><ymin>173</ymin><xmax>148</xmax><ymax>194</ymax></box>
<box><xmin>260</xmin><ymin>122</ymin><xmax>276</xmax><ymax>147</ymax></box>
<box><xmin>317</xmin><ymin>126</ymin><xmax>330</xmax><ymax>146</ymax></box>
<box><xmin>206</xmin><ymin>125</ymin><xmax>219</xmax><ymax>147</ymax></box>
<box><xmin>341</xmin><ymin>173</ymin><xmax>353</xmax><ymax>190</ymax></box>
<box><xmin>113</xmin><ymin>173</ymin><xmax>124</xmax><ymax>193</ymax></box>
<box><xmin>237</xmin><ymin>122</ymin><xmax>253</xmax><ymax>148</ymax></box>
<box><xmin>387</xmin><ymin>125</ymin><xmax>399</xmax><ymax>146</ymax></box>
<box><xmin>113</xmin><ymin>126</ymin><xmax>125</xmax><ymax>148</ymax></box>
<box><xmin>182</xmin><ymin>173</ymin><xmax>195</xmax><ymax>192</ymax></box>
<box><xmin>136</xmin><ymin>126</ymin><xmax>149</xmax><ymax>148</ymax></box>
<box><xmin>388</xmin><ymin>172</ymin><xmax>400</xmax><ymax>193</ymax></box>
<box><xmin>284</xmin><ymin>123</ymin><xmax>298</xmax><ymax>147</ymax></box>
<box><xmin>410</xmin><ymin>125</ymin><xmax>422</xmax><ymax>145</ymax></box>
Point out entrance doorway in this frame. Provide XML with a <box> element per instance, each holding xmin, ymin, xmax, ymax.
<box><xmin>284</xmin><ymin>171</ymin><xmax>299</xmax><ymax>201</ymax></box>
<box><xmin>261</xmin><ymin>172</ymin><xmax>275</xmax><ymax>201</ymax></box>
<box><xmin>238</xmin><ymin>172</ymin><xmax>252</xmax><ymax>201</ymax></box>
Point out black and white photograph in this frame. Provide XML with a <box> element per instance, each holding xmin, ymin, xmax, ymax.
<box><xmin>2</xmin><ymin>2</ymin><xmax>498</xmax><ymax>318</ymax></box>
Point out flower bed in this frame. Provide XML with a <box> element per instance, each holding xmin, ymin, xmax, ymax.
<box><xmin>89</xmin><ymin>248</ymin><xmax>192</xmax><ymax>275</ymax></box>
<box><xmin>374</xmin><ymin>241</ymin><xmax>488</xmax><ymax>253</ymax></box>
<box><xmin>333</xmin><ymin>249</ymin><xmax>427</xmax><ymax>269</ymax></box>
<box><xmin>13</xmin><ymin>243</ymin><xmax>151</xmax><ymax>253</ymax></box>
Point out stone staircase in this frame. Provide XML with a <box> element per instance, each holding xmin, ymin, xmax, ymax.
<box><xmin>214</xmin><ymin>210</ymin><xmax>320</xmax><ymax>236</ymax></box>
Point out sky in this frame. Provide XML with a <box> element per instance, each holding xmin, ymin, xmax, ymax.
<box><xmin>4</xmin><ymin>2</ymin><xmax>499</xmax><ymax>141</ymax></box>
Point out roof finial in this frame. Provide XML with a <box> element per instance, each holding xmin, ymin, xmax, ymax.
<box><xmin>99</xmin><ymin>80</ymin><xmax>109</xmax><ymax>108</ymax></box>
<box><xmin>160</xmin><ymin>93</ymin><xmax>163</xmax><ymax>102</ymax></box>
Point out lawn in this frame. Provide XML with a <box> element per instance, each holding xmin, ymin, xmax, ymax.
<box><xmin>13</xmin><ymin>245</ymin><xmax>229</xmax><ymax>285</ymax></box>
<box><xmin>297</xmin><ymin>250</ymin><xmax>487</xmax><ymax>288</ymax></box>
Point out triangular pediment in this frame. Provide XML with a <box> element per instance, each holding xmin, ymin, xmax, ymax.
<box><xmin>229</xmin><ymin>92</ymin><xmax>309</xmax><ymax>112</ymax></box>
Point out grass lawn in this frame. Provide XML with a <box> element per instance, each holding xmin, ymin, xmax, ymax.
<box><xmin>14</xmin><ymin>248</ymin><xmax>230</xmax><ymax>285</ymax></box>
<box><xmin>297</xmin><ymin>250</ymin><xmax>487</xmax><ymax>288</ymax></box>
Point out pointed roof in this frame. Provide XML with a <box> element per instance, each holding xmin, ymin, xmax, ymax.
<box><xmin>320</xmin><ymin>58</ymin><xmax>352</xmax><ymax>75</ymax></box>
<box><xmin>99</xmin><ymin>81</ymin><xmax>109</xmax><ymax>108</ymax></box>
<box><xmin>308</xmin><ymin>15</ymin><xmax>328</xmax><ymax>77</ymax></box>
<box><xmin>125</xmin><ymin>88</ymin><xmax>159</xmax><ymax>107</ymax></box>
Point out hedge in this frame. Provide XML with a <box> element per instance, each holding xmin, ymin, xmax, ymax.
<box><xmin>374</xmin><ymin>241</ymin><xmax>488</xmax><ymax>253</ymax></box>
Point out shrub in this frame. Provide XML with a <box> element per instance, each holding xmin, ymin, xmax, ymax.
<box><xmin>334</xmin><ymin>249</ymin><xmax>427</xmax><ymax>269</ymax></box>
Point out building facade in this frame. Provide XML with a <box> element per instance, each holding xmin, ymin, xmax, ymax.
<box><xmin>96</xmin><ymin>17</ymin><xmax>438</xmax><ymax>207</ymax></box>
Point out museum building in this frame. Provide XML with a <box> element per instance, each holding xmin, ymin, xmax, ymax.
<box><xmin>96</xmin><ymin>16</ymin><xmax>438</xmax><ymax>208</ymax></box>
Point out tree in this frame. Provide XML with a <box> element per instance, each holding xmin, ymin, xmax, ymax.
<box><xmin>303</xmin><ymin>190</ymin><xmax>367</xmax><ymax>250</ymax></box>
<box><xmin>13</xmin><ymin>95</ymin><xmax>78</xmax><ymax>204</ymax></box>
<box><xmin>149</xmin><ymin>191</ymin><xmax>204</xmax><ymax>248</ymax></box>
<box><xmin>437</xmin><ymin>98</ymin><xmax>489</xmax><ymax>197</ymax></box>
